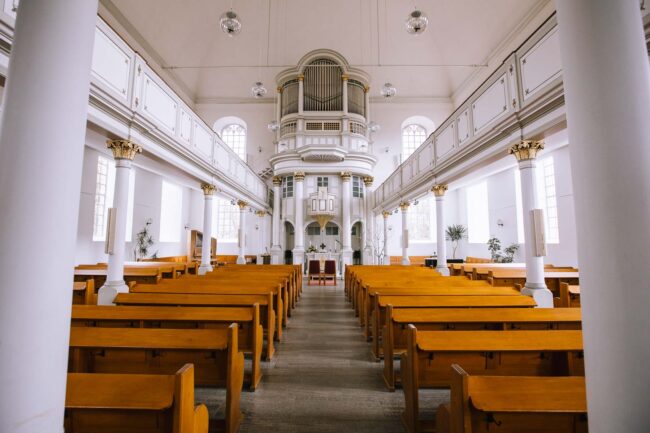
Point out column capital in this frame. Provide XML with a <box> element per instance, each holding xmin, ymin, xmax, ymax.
<box><xmin>509</xmin><ymin>140</ymin><xmax>545</xmax><ymax>161</ymax></box>
<box><xmin>106</xmin><ymin>139</ymin><xmax>142</xmax><ymax>160</ymax></box>
<box><xmin>294</xmin><ymin>171</ymin><xmax>305</xmax><ymax>181</ymax></box>
<box><xmin>200</xmin><ymin>183</ymin><xmax>217</xmax><ymax>196</ymax></box>
<box><xmin>431</xmin><ymin>184</ymin><xmax>448</xmax><ymax>197</ymax></box>
<box><xmin>382</xmin><ymin>210</ymin><xmax>391</xmax><ymax>219</ymax></box>
<box><xmin>340</xmin><ymin>171</ymin><xmax>352</xmax><ymax>181</ymax></box>
<box><xmin>277</xmin><ymin>86</ymin><xmax>283</xmax><ymax>93</ymax></box>
<box><xmin>364</xmin><ymin>85</ymin><xmax>370</xmax><ymax>93</ymax></box>
<box><xmin>237</xmin><ymin>200</ymin><xmax>248</xmax><ymax>210</ymax></box>
<box><xmin>255</xmin><ymin>210</ymin><xmax>267</xmax><ymax>217</ymax></box>
<box><xmin>399</xmin><ymin>201</ymin><xmax>410</xmax><ymax>211</ymax></box>
<box><xmin>297</xmin><ymin>74</ymin><xmax>304</xmax><ymax>81</ymax></box>
<box><xmin>341</xmin><ymin>74</ymin><xmax>349</xmax><ymax>81</ymax></box>
<box><xmin>272</xmin><ymin>175</ymin><xmax>283</xmax><ymax>186</ymax></box>
<box><xmin>362</xmin><ymin>175</ymin><xmax>374</xmax><ymax>187</ymax></box>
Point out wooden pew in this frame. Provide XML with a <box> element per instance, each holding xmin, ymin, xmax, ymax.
<box><xmin>382</xmin><ymin>307</ymin><xmax>581</xmax><ymax>391</ymax></box>
<box><xmin>68</xmin><ymin>324</ymin><xmax>244</xmax><ymax>433</ymax></box>
<box><xmin>400</xmin><ymin>328</ymin><xmax>584</xmax><ymax>433</ymax></box>
<box><xmin>65</xmin><ymin>364</ymin><xmax>210</xmax><ymax>433</ymax></box>
<box><xmin>71</xmin><ymin>304</ymin><xmax>263</xmax><ymax>390</ymax></box>
<box><xmin>559</xmin><ymin>283</ymin><xmax>581</xmax><ymax>308</ymax></box>
<box><xmin>371</xmin><ymin>294</ymin><xmax>537</xmax><ymax>360</ymax></box>
<box><xmin>488</xmin><ymin>270</ymin><xmax>579</xmax><ymax>294</ymax></box>
<box><xmin>140</xmin><ymin>255</ymin><xmax>200</xmax><ymax>274</ymax></box>
<box><xmin>74</xmin><ymin>267</ymin><xmax>162</xmax><ymax>287</ymax></box>
<box><xmin>72</xmin><ymin>278</ymin><xmax>95</xmax><ymax>305</ymax></box>
<box><xmin>436</xmin><ymin>364</ymin><xmax>588</xmax><ymax>433</ymax></box>
<box><xmin>115</xmin><ymin>292</ymin><xmax>277</xmax><ymax>360</ymax></box>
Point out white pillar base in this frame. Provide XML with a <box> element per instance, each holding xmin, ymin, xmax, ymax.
<box><xmin>436</xmin><ymin>266</ymin><xmax>450</xmax><ymax>276</ymax></box>
<box><xmin>292</xmin><ymin>248</ymin><xmax>305</xmax><ymax>267</ymax></box>
<box><xmin>236</xmin><ymin>256</ymin><xmax>246</xmax><ymax>265</ymax></box>
<box><xmin>341</xmin><ymin>249</ymin><xmax>353</xmax><ymax>267</ymax></box>
<box><xmin>521</xmin><ymin>285</ymin><xmax>554</xmax><ymax>308</ymax></box>
<box><xmin>401</xmin><ymin>257</ymin><xmax>411</xmax><ymax>266</ymax></box>
<box><xmin>97</xmin><ymin>281</ymin><xmax>129</xmax><ymax>305</ymax></box>
<box><xmin>198</xmin><ymin>264</ymin><xmax>213</xmax><ymax>275</ymax></box>
<box><xmin>271</xmin><ymin>246</ymin><xmax>282</xmax><ymax>265</ymax></box>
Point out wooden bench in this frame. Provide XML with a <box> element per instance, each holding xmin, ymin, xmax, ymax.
<box><xmin>140</xmin><ymin>256</ymin><xmax>199</xmax><ymax>274</ymax></box>
<box><xmin>68</xmin><ymin>324</ymin><xmax>244</xmax><ymax>432</ymax></box>
<box><xmin>65</xmin><ymin>364</ymin><xmax>210</xmax><ymax>433</ymax></box>
<box><xmin>401</xmin><ymin>328</ymin><xmax>584</xmax><ymax>433</ymax></box>
<box><xmin>72</xmin><ymin>278</ymin><xmax>95</xmax><ymax>305</ymax></box>
<box><xmin>71</xmin><ymin>304</ymin><xmax>263</xmax><ymax>390</ymax></box>
<box><xmin>488</xmin><ymin>270</ymin><xmax>579</xmax><ymax>294</ymax></box>
<box><xmin>436</xmin><ymin>364</ymin><xmax>588</xmax><ymax>433</ymax></box>
<box><xmin>382</xmin><ymin>307</ymin><xmax>581</xmax><ymax>391</ymax></box>
<box><xmin>559</xmin><ymin>283</ymin><xmax>581</xmax><ymax>308</ymax></box>
<box><xmin>388</xmin><ymin>256</ymin><xmax>431</xmax><ymax>266</ymax></box>
<box><xmin>115</xmin><ymin>292</ymin><xmax>277</xmax><ymax>359</ymax></box>
<box><xmin>74</xmin><ymin>267</ymin><xmax>162</xmax><ymax>287</ymax></box>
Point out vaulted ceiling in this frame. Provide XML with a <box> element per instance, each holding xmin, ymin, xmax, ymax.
<box><xmin>100</xmin><ymin>0</ymin><xmax>550</xmax><ymax>103</ymax></box>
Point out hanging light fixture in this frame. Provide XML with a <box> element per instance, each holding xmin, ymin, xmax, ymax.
<box><xmin>380</xmin><ymin>83</ymin><xmax>397</xmax><ymax>99</ymax></box>
<box><xmin>368</xmin><ymin>121</ymin><xmax>381</xmax><ymax>133</ymax></box>
<box><xmin>267</xmin><ymin>120</ymin><xmax>280</xmax><ymax>131</ymax></box>
<box><xmin>220</xmin><ymin>10</ymin><xmax>242</xmax><ymax>37</ymax></box>
<box><xmin>405</xmin><ymin>9</ymin><xmax>428</xmax><ymax>35</ymax></box>
<box><xmin>251</xmin><ymin>82</ymin><xmax>267</xmax><ymax>98</ymax></box>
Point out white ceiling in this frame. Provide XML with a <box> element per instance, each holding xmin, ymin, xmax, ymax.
<box><xmin>101</xmin><ymin>0</ymin><xmax>549</xmax><ymax>103</ymax></box>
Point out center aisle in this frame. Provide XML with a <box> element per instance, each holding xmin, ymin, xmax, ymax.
<box><xmin>198</xmin><ymin>278</ymin><xmax>446</xmax><ymax>432</ymax></box>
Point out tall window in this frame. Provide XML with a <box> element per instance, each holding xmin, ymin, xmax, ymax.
<box><xmin>402</xmin><ymin>124</ymin><xmax>427</xmax><ymax>161</ymax></box>
<box><xmin>216</xmin><ymin>198</ymin><xmax>239</xmax><ymax>242</ymax></box>
<box><xmin>466</xmin><ymin>181</ymin><xmax>490</xmax><ymax>243</ymax></box>
<box><xmin>407</xmin><ymin>197</ymin><xmax>436</xmax><ymax>242</ymax></box>
<box><xmin>93</xmin><ymin>155</ymin><xmax>135</xmax><ymax>242</ymax></box>
<box><xmin>221</xmin><ymin>124</ymin><xmax>246</xmax><ymax>161</ymax></box>
<box><xmin>537</xmin><ymin>157</ymin><xmax>560</xmax><ymax>243</ymax></box>
<box><xmin>282</xmin><ymin>176</ymin><xmax>294</xmax><ymax>198</ymax></box>
<box><xmin>352</xmin><ymin>176</ymin><xmax>364</xmax><ymax>198</ymax></box>
<box><xmin>317</xmin><ymin>177</ymin><xmax>329</xmax><ymax>188</ymax></box>
<box><xmin>159</xmin><ymin>180</ymin><xmax>183</xmax><ymax>242</ymax></box>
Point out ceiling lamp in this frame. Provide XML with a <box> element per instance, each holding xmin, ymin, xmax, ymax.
<box><xmin>220</xmin><ymin>10</ymin><xmax>242</xmax><ymax>37</ymax></box>
<box><xmin>251</xmin><ymin>82</ymin><xmax>267</xmax><ymax>98</ymax></box>
<box><xmin>405</xmin><ymin>9</ymin><xmax>428</xmax><ymax>35</ymax></box>
<box><xmin>267</xmin><ymin>120</ymin><xmax>280</xmax><ymax>132</ymax></box>
<box><xmin>368</xmin><ymin>121</ymin><xmax>380</xmax><ymax>133</ymax></box>
<box><xmin>380</xmin><ymin>83</ymin><xmax>397</xmax><ymax>99</ymax></box>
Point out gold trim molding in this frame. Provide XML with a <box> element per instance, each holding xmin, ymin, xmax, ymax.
<box><xmin>294</xmin><ymin>171</ymin><xmax>306</xmax><ymax>181</ymax></box>
<box><xmin>200</xmin><ymin>183</ymin><xmax>217</xmax><ymax>196</ymax></box>
<box><xmin>509</xmin><ymin>140</ymin><xmax>545</xmax><ymax>161</ymax></box>
<box><xmin>431</xmin><ymin>184</ymin><xmax>448</xmax><ymax>197</ymax></box>
<box><xmin>236</xmin><ymin>200</ymin><xmax>248</xmax><ymax>210</ymax></box>
<box><xmin>272</xmin><ymin>175</ymin><xmax>283</xmax><ymax>186</ymax></box>
<box><xmin>362</xmin><ymin>176</ymin><xmax>374</xmax><ymax>187</ymax></box>
<box><xmin>340</xmin><ymin>171</ymin><xmax>352</xmax><ymax>181</ymax></box>
<box><xmin>382</xmin><ymin>210</ymin><xmax>391</xmax><ymax>218</ymax></box>
<box><xmin>106</xmin><ymin>139</ymin><xmax>142</xmax><ymax>161</ymax></box>
<box><xmin>255</xmin><ymin>210</ymin><xmax>267</xmax><ymax>217</ymax></box>
<box><xmin>399</xmin><ymin>201</ymin><xmax>410</xmax><ymax>211</ymax></box>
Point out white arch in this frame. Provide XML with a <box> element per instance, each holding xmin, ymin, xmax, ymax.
<box><xmin>401</xmin><ymin>115</ymin><xmax>436</xmax><ymax>136</ymax></box>
<box><xmin>213</xmin><ymin>116</ymin><xmax>247</xmax><ymax>135</ymax></box>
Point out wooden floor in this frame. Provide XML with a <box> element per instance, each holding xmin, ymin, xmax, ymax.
<box><xmin>196</xmin><ymin>278</ymin><xmax>447</xmax><ymax>432</ymax></box>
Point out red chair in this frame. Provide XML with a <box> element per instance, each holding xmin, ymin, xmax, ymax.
<box><xmin>322</xmin><ymin>260</ymin><xmax>336</xmax><ymax>285</ymax></box>
<box><xmin>307</xmin><ymin>260</ymin><xmax>322</xmax><ymax>285</ymax></box>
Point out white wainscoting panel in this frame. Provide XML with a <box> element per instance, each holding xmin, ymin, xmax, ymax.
<box><xmin>472</xmin><ymin>74</ymin><xmax>508</xmax><ymax>133</ymax></box>
<box><xmin>521</xmin><ymin>27</ymin><xmax>562</xmax><ymax>100</ymax></box>
<box><xmin>91</xmin><ymin>27</ymin><xmax>132</xmax><ymax>103</ymax></box>
<box><xmin>142</xmin><ymin>74</ymin><xmax>177</xmax><ymax>133</ymax></box>
<box><xmin>436</xmin><ymin>123</ymin><xmax>455</xmax><ymax>161</ymax></box>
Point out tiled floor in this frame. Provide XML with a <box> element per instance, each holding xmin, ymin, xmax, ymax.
<box><xmin>196</xmin><ymin>279</ymin><xmax>447</xmax><ymax>432</ymax></box>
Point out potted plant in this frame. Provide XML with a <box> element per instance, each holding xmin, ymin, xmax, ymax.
<box><xmin>445</xmin><ymin>224</ymin><xmax>467</xmax><ymax>259</ymax></box>
<box><xmin>134</xmin><ymin>219</ymin><xmax>155</xmax><ymax>260</ymax></box>
<box><xmin>487</xmin><ymin>236</ymin><xmax>520</xmax><ymax>263</ymax></box>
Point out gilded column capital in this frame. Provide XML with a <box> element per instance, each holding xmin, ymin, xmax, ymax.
<box><xmin>509</xmin><ymin>140</ymin><xmax>545</xmax><ymax>161</ymax></box>
<box><xmin>363</xmin><ymin>85</ymin><xmax>370</xmax><ymax>93</ymax></box>
<box><xmin>382</xmin><ymin>210</ymin><xmax>391</xmax><ymax>219</ymax></box>
<box><xmin>340</xmin><ymin>171</ymin><xmax>352</xmax><ymax>181</ymax></box>
<box><xmin>236</xmin><ymin>200</ymin><xmax>248</xmax><ymax>210</ymax></box>
<box><xmin>294</xmin><ymin>171</ymin><xmax>306</xmax><ymax>181</ymax></box>
<box><xmin>277</xmin><ymin>86</ymin><xmax>283</xmax><ymax>93</ymax></box>
<box><xmin>297</xmin><ymin>74</ymin><xmax>304</xmax><ymax>82</ymax></box>
<box><xmin>431</xmin><ymin>184</ymin><xmax>448</xmax><ymax>197</ymax></box>
<box><xmin>362</xmin><ymin>176</ymin><xmax>374</xmax><ymax>187</ymax></box>
<box><xmin>255</xmin><ymin>210</ymin><xmax>267</xmax><ymax>217</ymax></box>
<box><xmin>341</xmin><ymin>74</ymin><xmax>349</xmax><ymax>81</ymax></box>
<box><xmin>272</xmin><ymin>175</ymin><xmax>283</xmax><ymax>186</ymax></box>
<box><xmin>106</xmin><ymin>139</ymin><xmax>142</xmax><ymax>160</ymax></box>
<box><xmin>399</xmin><ymin>201</ymin><xmax>410</xmax><ymax>211</ymax></box>
<box><xmin>200</xmin><ymin>183</ymin><xmax>217</xmax><ymax>196</ymax></box>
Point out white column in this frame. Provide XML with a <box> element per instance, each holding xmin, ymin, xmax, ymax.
<box><xmin>342</xmin><ymin>74</ymin><xmax>349</xmax><ymax>114</ymax></box>
<box><xmin>510</xmin><ymin>141</ymin><xmax>553</xmax><ymax>308</ymax></box>
<box><xmin>256</xmin><ymin>210</ymin><xmax>267</xmax><ymax>256</ymax></box>
<box><xmin>400</xmin><ymin>202</ymin><xmax>411</xmax><ymax>265</ymax></box>
<box><xmin>97</xmin><ymin>141</ymin><xmax>141</xmax><ymax>304</ymax></box>
<box><xmin>340</xmin><ymin>172</ymin><xmax>353</xmax><ymax>267</ymax></box>
<box><xmin>362</xmin><ymin>176</ymin><xmax>375</xmax><ymax>264</ymax></box>
<box><xmin>557</xmin><ymin>2</ymin><xmax>650</xmax><ymax>431</ymax></box>
<box><xmin>298</xmin><ymin>74</ymin><xmax>304</xmax><ymax>114</ymax></box>
<box><xmin>198</xmin><ymin>184</ymin><xmax>216</xmax><ymax>275</ymax></box>
<box><xmin>0</xmin><ymin>1</ymin><xmax>98</xmax><ymax>431</ymax></box>
<box><xmin>292</xmin><ymin>172</ymin><xmax>305</xmax><ymax>266</ymax></box>
<box><xmin>432</xmin><ymin>185</ymin><xmax>450</xmax><ymax>276</ymax></box>
<box><xmin>271</xmin><ymin>176</ymin><xmax>282</xmax><ymax>264</ymax></box>
<box><xmin>236</xmin><ymin>200</ymin><xmax>248</xmax><ymax>264</ymax></box>
<box><xmin>382</xmin><ymin>211</ymin><xmax>390</xmax><ymax>265</ymax></box>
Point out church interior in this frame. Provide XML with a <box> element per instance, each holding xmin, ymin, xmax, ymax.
<box><xmin>1</xmin><ymin>1</ymin><xmax>649</xmax><ymax>432</ymax></box>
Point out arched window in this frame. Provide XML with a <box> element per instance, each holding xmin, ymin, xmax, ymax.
<box><xmin>402</xmin><ymin>124</ymin><xmax>427</xmax><ymax>161</ymax></box>
<box><xmin>221</xmin><ymin>124</ymin><xmax>247</xmax><ymax>161</ymax></box>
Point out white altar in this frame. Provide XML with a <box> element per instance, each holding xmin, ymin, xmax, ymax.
<box><xmin>305</xmin><ymin>252</ymin><xmax>342</xmax><ymax>277</ymax></box>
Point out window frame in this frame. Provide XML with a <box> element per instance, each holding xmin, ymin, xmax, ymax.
<box><xmin>401</xmin><ymin>124</ymin><xmax>427</xmax><ymax>161</ymax></box>
<box><xmin>221</xmin><ymin>123</ymin><xmax>247</xmax><ymax>161</ymax></box>
<box><xmin>215</xmin><ymin>198</ymin><xmax>239</xmax><ymax>242</ymax></box>
<box><xmin>352</xmin><ymin>175</ymin><xmax>364</xmax><ymax>198</ymax></box>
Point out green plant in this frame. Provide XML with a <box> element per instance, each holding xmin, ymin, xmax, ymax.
<box><xmin>134</xmin><ymin>219</ymin><xmax>155</xmax><ymax>260</ymax></box>
<box><xmin>445</xmin><ymin>224</ymin><xmax>467</xmax><ymax>259</ymax></box>
<box><xmin>487</xmin><ymin>236</ymin><xmax>520</xmax><ymax>263</ymax></box>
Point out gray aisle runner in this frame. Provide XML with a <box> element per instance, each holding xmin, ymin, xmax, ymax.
<box><xmin>197</xmin><ymin>279</ymin><xmax>446</xmax><ymax>433</ymax></box>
